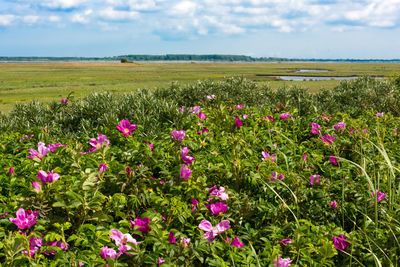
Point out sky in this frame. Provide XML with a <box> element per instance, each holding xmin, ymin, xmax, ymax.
<box><xmin>1</xmin><ymin>0</ymin><xmax>400</xmax><ymax>59</ymax></box>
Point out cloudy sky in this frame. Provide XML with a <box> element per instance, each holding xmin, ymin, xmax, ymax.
<box><xmin>1</xmin><ymin>0</ymin><xmax>400</xmax><ymax>58</ymax></box>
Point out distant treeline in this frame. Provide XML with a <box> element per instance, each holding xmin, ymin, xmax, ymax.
<box><xmin>1</xmin><ymin>55</ymin><xmax>400</xmax><ymax>62</ymax></box>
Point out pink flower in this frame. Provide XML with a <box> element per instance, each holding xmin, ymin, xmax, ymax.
<box><xmin>101</xmin><ymin>246</ymin><xmax>117</xmax><ymax>259</ymax></box>
<box><xmin>196</xmin><ymin>113</ymin><xmax>207</xmax><ymax>120</ymax></box>
<box><xmin>191</xmin><ymin>198</ymin><xmax>199</xmax><ymax>211</ymax></box>
<box><xmin>8</xmin><ymin>167</ymin><xmax>14</xmax><ymax>175</ymax></box>
<box><xmin>179</xmin><ymin>106</ymin><xmax>185</xmax><ymax>112</ymax></box>
<box><xmin>28</xmin><ymin>142</ymin><xmax>51</xmax><ymax>160</ymax></box>
<box><xmin>280</xmin><ymin>238</ymin><xmax>292</xmax><ymax>247</ymax></box>
<box><xmin>32</xmin><ymin>181</ymin><xmax>41</xmax><ymax>192</ymax></box>
<box><xmin>61</xmin><ymin>98</ymin><xmax>68</xmax><ymax>104</ymax></box>
<box><xmin>375</xmin><ymin>112</ymin><xmax>384</xmax><ymax>118</ymax></box>
<box><xmin>243</xmin><ymin>114</ymin><xmax>249</xmax><ymax>120</ymax></box>
<box><xmin>262</xmin><ymin>151</ymin><xmax>276</xmax><ymax>162</ymax></box>
<box><xmin>235</xmin><ymin>105</ymin><xmax>244</xmax><ymax>109</ymax></box>
<box><xmin>280</xmin><ymin>113</ymin><xmax>291</xmax><ymax>120</ymax></box>
<box><xmin>181</xmin><ymin>147</ymin><xmax>195</xmax><ymax>165</ymax></box>
<box><xmin>273</xmin><ymin>257</ymin><xmax>292</xmax><ymax>267</ymax></box>
<box><xmin>158</xmin><ymin>257</ymin><xmax>166</xmax><ymax>266</ymax></box>
<box><xmin>311</xmin><ymin>123</ymin><xmax>321</xmax><ymax>135</ymax></box>
<box><xmin>109</xmin><ymin>229</ymin><xmax>139</xmax><ymax>256</ymax></box>
<box><xmin>89</xmin><ymin>134</ymin><xmax>110</xmax><ymax>152</ymax></box>
<box><xmin>9</xmin><ymin>208</ymin><xmax>38</xmax><ymax>230</ymax></box>
<box><xmin>333</xmin><ymin>121</ymin><xmax>346</xmax><ymax>130</ymax></box>
<box><xmin>37</xmin><ymin>170</ymin><xmax>60</xmax><ymax>184</ymax></box>
<box><xmin>181</xmin><ymin>237</ymin><xmax>190</xmax><ymax>247</ymax></box>
<box><xmin>330</xmin><ymin>201</ymin><xmax>337</xmax><ymax>209</ymax></box>
<box><xmin>98</xmin><ymin>164</ymin><xmax>107</xmax><ymax>173</ymax></box>
<box><xmin>230</xmin><ymin>236</ymin><xmax>245</xmax><ymax>248</ymax></box>
<box><xmin>333</xmin><ymin>235</ymin><xmax>350</xmax><ymax>251</ymax></box>
<box><xmin>302</xmin><ymin>154</ymin><xmax>307</xmax><ymax>161</ymax></box>
<box><xmin>180</xmin><ymin>166</ymin><xmax>192</xmax><ymax>181</ymax></box>
<box><xmin>116</xmin><ymin>120</ymin><xmax>137</xmax><ymax>136</ymax></box>
<box><xmin>172</xmin><ymin>130</ymin><xmax>185</xmax><ymax>140</ymax></box>
<box><xmin>319</xmin><ymin>135</ymin><xmax>335</xmax><ymax>146</ymax></box>
<box><xmin>169</xmin><ymin>232</ymin><xmax>176</xmax><ymax>244</ymax></box>
<box><xmin>146</xmin><ymin>142</ymin><xmax>154</xmax><ymax>150</ymax></box>
<box><xmin>235</xmin><ymin>116</ymin><xmax>243</xmax><ymax>128</ymax></box>
<box><xmin>197</xmin><ymin>128</ymin><xmax>209</xmax><ymax>135</ymax></box>
<box><xmin>190</xmin><ymin>106</ymin><xmax>202</xmax><ymax>114</ymax></box>
<box><xmin>23</xmin><ymin>235</ymin><xmax>43</xmax><ymax>258</ymax></box>
<box><xmin>209</xmin><ymin>186</ymin><xmax>229</xmax><ymax>200</ymax></box>
<box><xmin>310</xmin><ymin>175</ymin><xmax>321</xmax><ymax>185</ymax></box>
<box><xmin>207</xmin><ymin>95</ymin><xmax>215</xmax><ymax>100</ymax></box>
<box><xmin>329</xmin><ymin>156</ymin><xmax>338</xmax><ymax>165</ymax></box>
<box><xmin>47</xmin><ymin>142</ymin><xmax>67</xmax><ymax>152</ymax></box>
<box><xmin>198</xmin><ymin>220</ymin><xmax>231</xmax><ymax>243</ymax></box>
<box><xmin>44</xmin><ymin>240</ymin><xmax>69</xmax><ymax>255</ymax></box>
<box><xmin>267</xmin><ymin>116</ymin><xmax>275</xmax><ymax>122</ymax></box>
<box><xmin>372</xmin><ymin>190</ymin><xmax>386</xmax><ymax>202</ymax></box>
<box><xmin>210</xmin><ymin>202</ymin><xmax>228</xmax><ymax>215</ymax></box>
<box><xmin>131</xmin><ymin>217</ymin><xmax>151</xmax><ymax>234</ymax></box>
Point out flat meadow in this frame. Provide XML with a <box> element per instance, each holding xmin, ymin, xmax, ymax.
<box><xmin>1</xmin><ymin>62</ymin><xmax>400</xmax><ymax>113</ymax></box>
<box><xmin>0</xmin><ymin>65</ymin><xmax>400</xmax><ymax>266</ymax></box>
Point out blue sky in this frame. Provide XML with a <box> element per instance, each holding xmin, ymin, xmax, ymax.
<box><xmin>1</xmin><ymin>0</ymin><xmax>400</xmax><ymax>58</ymax></box>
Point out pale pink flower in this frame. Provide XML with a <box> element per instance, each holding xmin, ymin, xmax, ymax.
<box><xmin>375</xmin><ymin>112</ymin><xmax>384</xmax><ymax>118</ymax></box>
<box><xmin>207</xmin><ymin>95</ymin><xmax>215</xmax><ymax>100</ymax></box>
<box><xmin>109</xmin><ymin>229</ymin><xmax>140</xmax><ymax>249</ymax></box>
<box><xmin>333</xmin><ymin>121</ymin><xmax>346</xmax><ymax>130</ymax></box>
<box><xmin>89</xmin><ymin>134</ymin><xmax>110</xmax><ymax>152</ymax></box>
<box><xmin>181</xmin><ymin>237</ymin><xmax>190</xmax><ymax>247</ymax></box>
<box><xmin>28</xmin><ymin>142</ymin><xmax>51</xmax><ymax>160</ymax></box>
<box><xmin>273</xmin><ymin>257</ymin><xmax>292</xmax><ymax>267</ymax></box>
<box><xmin>101</xmin><ymin>246</ymin><xmax>116</xmax><ymax>259</ymax></box>
<box><xmin>32</xmin><ymin>181</ymin><xmax>41</xmax><ymax>193</ymax></box>
<box><xmin>262</xmin><ymin>151</ymin><xmax>276</xmax><ymax>163</ymax></box>
<box><xmin>209</xmin><ymin>186</ymin><xmax>229</xmax><ymax>200</ymax></box>
<box><xmin>198</xmin><ymin>220</ymin><xmax>231</xmax><ymax>243</ymax></box>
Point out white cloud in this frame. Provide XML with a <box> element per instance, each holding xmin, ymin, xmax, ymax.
<box><xmin>71</xmin><ymin>9</ymin><xmax>92</xmax><ymax>24</ymax></box>
<box><xmin>99</xmin><ymin>7</ymin><xmax>139</xmax><ymax>20</ymax></box>
<box><xmin>23</xmin><ymin>15</ymin><xmax>39</xmax><ymax>24</ymax></box>
<box><xmin>48</xmin><ymin>15</ymin><xmax>61</xmax><ymax>22</ymax></box>
<box><xmin>0</xmin><ymin>14</ymin><xmax>16</xmax><ymax>26</ymax></box>
<box><xmin>41</xmin><ymin>0</ymin><xmax>84</xmax><ymax>9</ymax></box>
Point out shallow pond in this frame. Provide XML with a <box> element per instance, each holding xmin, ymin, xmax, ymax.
<box><xmin>295</xmin><ymin>69</ymin><xmax>329</xmax><ymax>73</ymax></box>
<box><xmin>279</xmin><ymin>76</ymin><xmax>358</xmax><ymax>81</ymax></box>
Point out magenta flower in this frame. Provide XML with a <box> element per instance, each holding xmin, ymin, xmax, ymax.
<box><xmin>146</xmin><ymin>142</ymin><xmax>154</xmax><ymax>151</ymax></box>
<box><xmin>333</xmin><ymin>121</ymin><xmax>346</xmax><ymax>130</ymax></box>
<box><xmin>44</xmin><ymin>240</ymin><xmax>69</xmax><ymax>255</ymax></box>
<box><xmin>268</xmin><ymin>172</ymin><xmax>284</xmax><ymax>182</ymax></box>
<box><xmin>191</xmin><ymin>198</ymin><xmax>199</xmax><ymax>211</ymax></box>
<box><xmin>8</xmin><ymin>167</ymin><xmax>14</xmax><ymax>175</ymax></box>
<box><xmin>319</xmin><ymin>135</ymin><xmax>336</xmax><ymax>145</ymax></box>
<box><xmin>280</xmin><ymin>238</ymin><xmax>292</xmax><ymax>247</ymax></box>
<box><xmin>262</xmin><ymin>151</ymin><xmax>277</xmax><ymax>163</ymax></box>
<box><xmin>98</xmin><ymin>164</ymin><xmax>107</xmax><ymax>174</ymax></box>
<box><xmin>116</xmin><ymin>120</ymin><xmax>137</xmax><ymax>136</ymax></box>
<box><xmin>280</xmin><ymin>113</ymin><xmax>291</xmax><ymax>120</ymax></box>
<box><xmin>37</xmin><ymin>170</ymin><xmax>60</xmax><ymax>184</ymax></box>
<box><xmin>9</xmin><ymin>208</ymin><xmax>38</xmax><ymax>230</ymax></box>
<box><xmin>180</xmin><ymin>166</ymin><xmax>192</xmax><ymax>181</ymax></box>
<box><xmin>89</xmin><ymin>134</ymin><xmax>110</xmax><ymax>152</ymax></box>
<box><xmin>235</xmin><ymin>116</ymin><xmax>243</xmax><ymax>128</ymax></box>
<box><xmin>158</xmin><ymin>257</ymin><xmax>166</xmax><ymax>266</ymax></box>
<box><xmin>172</xmin><ymin>130</ymin><xmax>185</xmax><ymax>140</ymax></box>
<box><xmin>28</xmin><ymin>142</ymin><xmax>51</xmax><ymax>160</ymax></box>
<box><xmin>235</xmin><ymin>105</ymin><xmax>244</xmax><ymax>109</ymax></box>
<box><xmin>101</xmin><ymin>246</ymin><xmax>117</xmax><ymax>259</ymax></box>
<box><xmin>197</xmin><ymin>127</ymin><xmax>209</xmax><ymax>135</ymax></box>
<box><xmin>190</xmin><ymin>106</ymin><xmax>202</xmax><ymax>113</ymax></box>
<box><xmin>311</xmin><ymin>123</ymin><xmax>321</xmax><ymax>135</ymax></box>
<box><xmin>32</xmin><ymin>181</ymin><xmax>42</xmax><ymax>193</ymax></box>
<box><xmin>273</xmin><ymin>257</ymin><xmax>292</xmax><ymax>267</ymax></box>
<box><xmin>23</xmin><ymin>235</ymin><xmax>43</xmax><ymax>258</ymax></box>
<box><xmin>310</xmin><ymin>175</ymin><xmax>321</xmax><ymax>185</ymax></box>
<box><xmin>131</xmin><ymin>217</ymin><xmax>151</xmax><ymax>234</ymax></box>
<box><xmin>181</xmin><ymin>237</ymin><xmax>190</xmax><ymax>246</ymax></box>
<box><xmin>229</xmin><ymin>236</ymin><xmax>245</xmax><ymax>248</ymax></box>
<box><xmin>372</xmin><ymin>190</ymin><xmax>387</xmax><ymax>202</ymax></box>
<box><xmin>333</xmin><ymin>235</ymin><xmax>350</xmax><ymax>251</ymax></box>
<box><xmin>61</xmin><ymin>98</ymin><xmax>68</xmax><ymax>104</ymax></box>
<box><xmin>209</xmin><ymin>186</ymin><xmax>229</xmax><ymax>200</ymax></box>
<box><xmin>47</xmin><ymin>142</ymin><xmax>67</xmax><ymax>152</ymax></box>
<box><xmin>330</xmin><ymin>201</ymin><xmax>337</xmax><ymax>209</ymax></box>
<box><xmin>109</xmin><ymin>229</ymin><xmax>139</xmax><ymax>256</ymax></box>
<box><xmin>329</xmin><ymin>156</ymin><xmax>338</xmax><ymax>165</ymax></box>
<box><xmin>375</xmin><ymin>112</ymin><xmax>384</xmax><ymax>118</ymax></box>
<box><xmin>181</xmin><ymin>147</ymin><xmax>195</xmax><ymax>165</ymax></box>
<box><xmin>196</xmin><ymin>113</ymin><xmax>207</xmax><ymax>120</ymax></box>
<box><xmin>169</xmin><ymin>232</ymin><xmax>176</xmax><ymax>244</ymax></box>
<box><xmin>198</xmin><ymin>220</ymin><xmax>231</xmax><ymax>243</ymax></box>
<box><xmin>302</xmin><ymin>153</ymin><xmax>307</xmax><ymax>161</ymax></box>
<box><xmin>210</xmin><ymin>202</ymin><xmax>228</xmax><ymax>215</ymax></box>
<box><xmin>267</xmin><ymin>116</ymin><xmax>275</xmax><ymax>122</ymax></box>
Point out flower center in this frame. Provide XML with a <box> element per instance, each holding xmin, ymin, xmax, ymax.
<box><xmin>124</xmin><ymin>128</ymin><xmax>130</xmax><ymax>134</ymax></box>
<box><xmin>96</xmin><ymin>144</ymin><xmax>101</xmax><ymax>149</ymax></box>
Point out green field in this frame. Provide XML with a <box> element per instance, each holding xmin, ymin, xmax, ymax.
<box><xmin>1</xmin><ymin>62</ymin><xmax>400</xmax><ymax>113</ymax></box>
